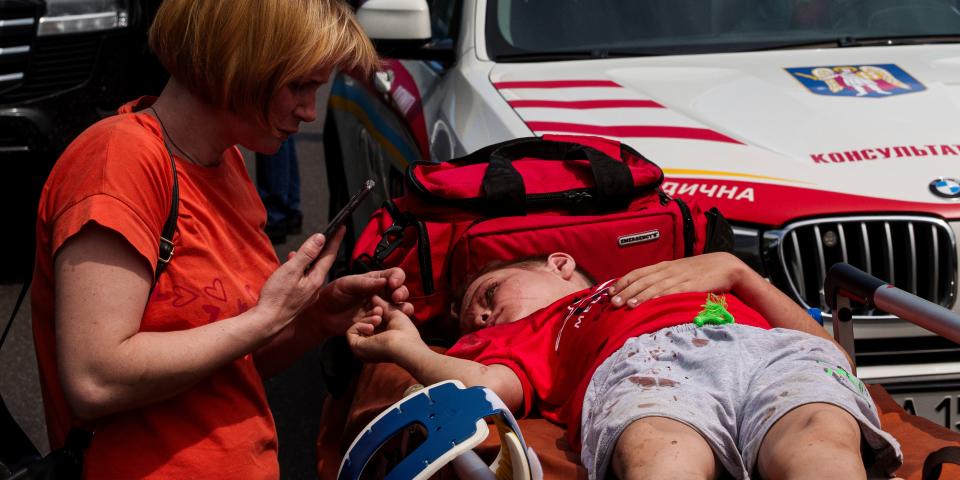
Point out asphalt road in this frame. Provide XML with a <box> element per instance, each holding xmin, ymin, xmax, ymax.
<box><xmin>0</xmin><ymin>85</ymin><xmax>334</xmax><ymax>479</ymax></box>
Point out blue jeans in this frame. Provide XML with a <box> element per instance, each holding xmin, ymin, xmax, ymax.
<box><xmin>256</xmin><ymin>137</ymin><xmax>301</xmax><ymax>226</ymax></box>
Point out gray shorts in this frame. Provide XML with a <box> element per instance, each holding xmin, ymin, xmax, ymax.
<box><xmin>580</xmin><ymin>323</ymin><xmax>902</xmax><ymax>479</ymax></box>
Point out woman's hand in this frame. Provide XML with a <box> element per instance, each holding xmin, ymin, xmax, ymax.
<box><xmin>311</xmin><ymin>268</ymin><xmax>414</xmax><ymax>336</ymax></box>
<box><xmin>609</xmin><ymin>252</ymin><xmax>750</xmax><ymax>308</ymax></box>
<box><xmin>347</xmin><ymin>297</ymin><xmax>423</xmax><ymax>363</ymax></box>
<box><xmin>254</xmin><ymin>231</ymin><xmax>341</xmax><ymax>334</ymax></box>
<box><xmin>252</xmin><ymin>229</ymin><xmax>415</xmax><ymax>375</ymax></box>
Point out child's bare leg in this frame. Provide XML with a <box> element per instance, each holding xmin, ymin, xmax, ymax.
<box><xmin>756</xmin><ymin>403</ymin><xmax>865</xmax><ymax>480</ymax></box>
<box><xmin>611</xmin><ymin>417</ymin><xmax>721</xmax><ymax>480</ymax></box>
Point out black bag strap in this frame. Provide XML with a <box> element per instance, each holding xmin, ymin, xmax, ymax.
<box><xmin>480</xmin><ymin>138</ymin><xmax>635</xmax><ymax>216</ymax></box>
<box><xmin>1</xmin><ymin>143</ymin><xmax>178</xmax><ymax>348</ymax></box>
<box><xmin>155</xmin><ymin>142</ymin><xmax>179</xmax><ymax>281</ymax></box>
<box><xmin>923</xmin><ymin>446</ymin><xmax>960</xmax><ymax>480</ymax></box>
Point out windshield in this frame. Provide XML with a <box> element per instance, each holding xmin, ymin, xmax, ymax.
<box><xmin>486</xmin><ymin>0</ymin><xmax>960</xmax><ymax>60</ymax></box>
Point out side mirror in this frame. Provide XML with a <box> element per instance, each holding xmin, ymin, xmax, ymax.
<box><xmin>357</xmin><ymin>0</ymin><xmax>455</xmax><ymax>64</ymax></box>
<box><xmin>357</xmin><ymin>0</ymin><xmax>431</xmax><ymax>41</ymax></box>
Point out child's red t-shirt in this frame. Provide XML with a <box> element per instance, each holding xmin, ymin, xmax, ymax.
<box><xmin>31</xmin><ymin>98</ymin><xmax>280</xmax><ymax>478</ymax></box>
<box><xmin>446</xmin><ymin>283</ymin><xmax>772</xmax><ymax>448</ymax></box>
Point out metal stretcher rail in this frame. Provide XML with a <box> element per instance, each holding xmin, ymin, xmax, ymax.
<box><xmin>825</xmin><ymin>263</ymin><xmax>960</xmax><ymax>372</ymax></box>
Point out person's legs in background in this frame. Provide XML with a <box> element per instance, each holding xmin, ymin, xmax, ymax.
<box><xmin>256</xmin><ymin>137</ymin><xmax>302</xmax><ymax>243</ymax></box>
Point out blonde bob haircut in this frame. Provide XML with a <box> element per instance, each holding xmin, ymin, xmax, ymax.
<box><xmin>149</xmin><ymin>0</ymin><xmax>379</xmax><ymax>127</ymax></box>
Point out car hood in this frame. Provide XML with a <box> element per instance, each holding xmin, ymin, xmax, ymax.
<box><xmin>489</xmin><ymin>45</ymin><xmax>960</xmax><ymax>225</ymax></box>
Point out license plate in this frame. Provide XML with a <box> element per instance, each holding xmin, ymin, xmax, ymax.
<box><xmin>890</xmin><ymin>391</ymin><xmax>960</xmax><ymax>433</ymax></box>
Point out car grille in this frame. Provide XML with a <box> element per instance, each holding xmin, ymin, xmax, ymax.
<box><xmin>1</xmin><ymin>35</ymin><xmax>101</xmax><ymax>103</ymax></box>
<box><xmin>1</xmin><ymin>1</ymin><xmax>102</xmax><ymax>104</ymax></box>
<box><xmin>0</xmin><ymin>4</ymin><xmax>37</xmax><ymax>98</ymax></box>
<box><xmin>771</xmin><ymin>216</ymin><xmax>957</xmax><ymax>318</ymax></box>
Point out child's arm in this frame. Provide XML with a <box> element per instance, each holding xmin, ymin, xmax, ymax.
<box><xmin>609</xmin><ymin>253</ymin><xmax>853</xmax><ymax>365</ymax></box>
<box><xmin>347</xmin><ymin>301</ymin><xmax>525</xmax><ymax>413</ymax></box>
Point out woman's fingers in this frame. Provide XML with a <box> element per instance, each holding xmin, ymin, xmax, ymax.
<box><xmin>336</xmin><ymin>273</ymin><xmax>389</xmax><ymax>296</ymax></box>
<box><xmin>285</xmin><ymin>233</ymin><xmax>326</xmax><ymax>274</ymax></box>
<box><xmin>397</xmin><ymin>302</ymin><xmax>415</xmax><ymax>316</ymax></box>
<box><xmin>369</xmin><ymin>295</ymin><xmax>392</xmax><ymax>310</ymax></box>
<box><xmin>389</xmin><ymin>285</ymin><xmax>410</xmax><ymax>304</ymax></box>
<box><xmin>305</xmin><ymin>228</ymin><xmax>346</xmax><ymax>281</ymax></box>
<box><xmin>332</xmin><ymin>271</ymin><xmax>410</xmax><ymax>311</ymax></box>
<box><xmin>343</xmin><ymin>268</ymin><xmax>407</xmax><ymax>295</ymax></box>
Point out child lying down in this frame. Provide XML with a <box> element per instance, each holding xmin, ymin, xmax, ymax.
<box><xmin>347</xmin><ymin>252</ymin><xmax>903</xmax><ymax>479</ymax></box>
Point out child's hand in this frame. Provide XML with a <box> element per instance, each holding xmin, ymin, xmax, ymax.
<box><xmin>347</xmin><ymin>296</ymin><xmax>424</xmax><ymax>363</ymax></box>
<box><xmin>609</xmin><ymin>252</ymin><xmax>751</xmax><ymax>308</ymax></box>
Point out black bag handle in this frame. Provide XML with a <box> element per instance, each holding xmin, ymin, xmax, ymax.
<box><xmin>480</xmin><ymin>138</ymin><xmax>635</xmax><ymax>216</ymax></box>
<box><xmin>923</xmin><ymin>446</ymin><xmax>960</xmax><ymax>480</ymax></box>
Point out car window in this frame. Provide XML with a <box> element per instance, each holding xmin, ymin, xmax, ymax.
<box><xmin>428</xmin><ymin>0</ymin><xmax>459</xmax><ymax>47</ymax></box>
<box><xmin>486</xmin><ymin>0</ymin><xmax>960</xmax><ymax>58</ymax></box>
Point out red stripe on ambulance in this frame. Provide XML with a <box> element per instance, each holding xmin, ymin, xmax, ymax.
<box><xmin>526</xmin><ymin>122</ymin><xmax>744</xmax><ymax>144</ymax></box>
<box><xmin>494</xmin><ymin>80</ymin><xmax>622</xmax><ymax>89</ymax></box>
<box><xmin>508</xmin><ymin>99</ymin><xmax>664</xmax><ymax>109</ymax></box>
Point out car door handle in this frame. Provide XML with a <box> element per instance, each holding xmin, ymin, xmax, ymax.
<box><xmin>374</xmin><ymin>69</ymin><xmax>393</xmax><ymax>94</ymax></box>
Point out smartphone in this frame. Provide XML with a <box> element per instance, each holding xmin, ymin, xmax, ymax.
<box><xmin>323</xmin><ymin>179</ymin><xmax>375</xmax><ymax>239</ymax></box>
<box><xmin>306</xmin><ymin>179</ymin><xmax>375</xmax><ymax>271</ymax></box>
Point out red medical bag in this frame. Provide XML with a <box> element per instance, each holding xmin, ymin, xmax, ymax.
<box><xmin>351</xmin><ymin>135</ymin><xmax>733</xmax><ymax>333</ymax></box>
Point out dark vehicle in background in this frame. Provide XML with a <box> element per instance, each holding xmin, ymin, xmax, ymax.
<box><xmin>0</xmin><ymin>0</ymin><xmax>165</xmax><ymax>279</ymax></box>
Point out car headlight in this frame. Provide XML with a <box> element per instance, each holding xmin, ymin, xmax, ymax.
<box><xmin>38</xmin><ymin>0</ymin><xmax>129</xmax><ymax>36</ymax></box>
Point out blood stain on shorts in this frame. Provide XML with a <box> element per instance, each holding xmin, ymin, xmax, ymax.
<box><xmin>658</xmin><ymin>378</ymin><xmax>679</xmax><ymax>387</ymax></box>
<box><xmin>629</xmin><ymin>376</ymin><xmax>656</xmax><ymax>387</ymax></box>
<box><xmin>627</xmin><ymin>376</ymin><xmax>679</xmax><ymax>388</ymax></box>
<box><xmin>692</xmin><ymin>338</ymin><xmax>710</xmax><ymax>347</ymax></box>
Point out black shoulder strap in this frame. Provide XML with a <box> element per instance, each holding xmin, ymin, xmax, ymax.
<box><xmin>155</xmin><ymin>142</ymin><xmax>179</xmax><ymax>281</ymax></box>
<box><xmin>1</xmin><ymin>141</ymin><xmax>179</xmax><ymax>351</ymax></box>
<box><xmin>0</xmin><ymin>119</ymin><xmax>181</xmax><ymax>477</ymax></box>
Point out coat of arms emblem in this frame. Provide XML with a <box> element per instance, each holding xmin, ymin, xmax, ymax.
<box><xmin>787</xmin><ymin>64</ymin><xmax>924</xmax><ymax>98</ymax></box>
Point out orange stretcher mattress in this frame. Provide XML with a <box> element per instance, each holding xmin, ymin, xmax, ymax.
<box><xmin>316</xmin><ymin>349</ymin><xmax>960</xmax><ymax>480</ymax></box>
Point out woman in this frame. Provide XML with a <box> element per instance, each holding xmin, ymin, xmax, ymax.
<box><xmin>30</xmin><ymin>0</ymin><xmax>402</xmax><ymax>477</ymax></box>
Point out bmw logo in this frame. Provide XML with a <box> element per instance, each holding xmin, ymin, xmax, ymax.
<box><xmin>930</xmin><ymin>178</ymin><xmax>960</xmax><ymax>199</ymax></box>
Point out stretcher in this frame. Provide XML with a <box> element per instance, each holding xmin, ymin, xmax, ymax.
<box><xmin>318</xmin><ymin>262</ymin><xmax>960</xmax><ymax>479</ymax></box>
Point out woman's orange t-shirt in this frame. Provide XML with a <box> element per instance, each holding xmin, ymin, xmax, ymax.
<box><xmin>32</xmin><ymin>98</ymin><xmax>282</xmax><ymax>478</ymax></box>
